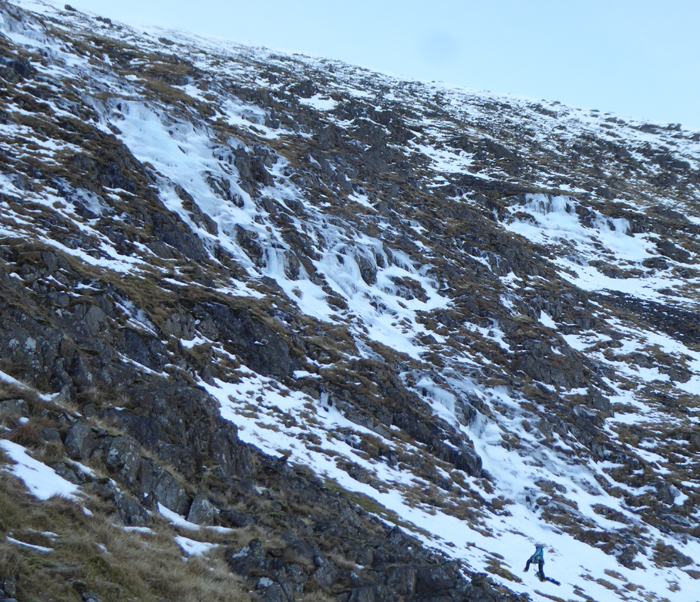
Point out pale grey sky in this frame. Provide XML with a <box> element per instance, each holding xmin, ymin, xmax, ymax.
<box><xmin>67</xmin><ymin>0</ymin><xmax>700</xmax><ymax>130</ymax></box>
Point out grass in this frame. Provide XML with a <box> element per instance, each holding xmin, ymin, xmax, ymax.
<box><xmin>0</xmin><ymin>472</ymin><xmax>254</xmax><ymax>602</ymax></box>
<box><xmin>484</xmin><ymin>557</ymin><xmax>521</xmax><ymax>583</ymax></box>
<box><xmin>0</xmin><ymin>374</ymin><xmax>274</xmax><ymax>602</ymax></box>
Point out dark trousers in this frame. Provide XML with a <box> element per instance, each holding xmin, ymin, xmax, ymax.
<box><xmin>525</xmin><ymin>559</ymin><xmax>545</xmax><ymax>579</ymax></box>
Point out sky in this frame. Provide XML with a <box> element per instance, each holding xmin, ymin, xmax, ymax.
<box><xmin>66</xmin><ymin>0</ymin><xmax>700</xmax><ymax>130</ymax></box>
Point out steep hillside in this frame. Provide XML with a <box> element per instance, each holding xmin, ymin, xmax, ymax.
<box><xmin>1</xmin><ymin>1</ymin><xmax>699</xmax><ymax>601</ymax></box>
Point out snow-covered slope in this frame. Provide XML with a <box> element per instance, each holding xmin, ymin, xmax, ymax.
<box><xmin>1</xmin><ymin>1</ymin><xmax>699</xmax><ymax>601</ymax></box>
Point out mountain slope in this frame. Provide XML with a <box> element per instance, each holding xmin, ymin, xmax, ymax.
<box><xmin>1</xmin><ymin>1</ymin><xmax>699</xmax><ymax>601</ymax></box>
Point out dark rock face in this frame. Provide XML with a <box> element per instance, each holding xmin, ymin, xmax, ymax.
<box><xmin>201</xmin><ymin>303</ymin><xmax>299</xmax><ymax>378</ymax></box>
<box><xmin>104</xmin><ymin>436</ymin><xmax>141</xmax><ymax>484</ymax></box>
<box><xmin>602</xmin><ymin>291</ymin><xmax>700</xmax><ymax>345</ymax></box>
<box><xmin>0</xmin><ymin>54</ymin><xmax>32</xmax><ymax>82</ymax></box>
<box><xmin>101</xmin><ymin>409</ymin><xmax>165</xmax><ymax>448</ymax></box>
<box><xmin>140</xmin><ymin>458</ymin><xmax>190</xmax><ymax>515</ymax></box>
<box><xmin>123</xmin><ymin>383</ymin><xmax>253</xmax><ymax>480</ymax></box>
<box><xmin>386</xmin><ymin>565</ymin><xmax>417</xmax><ymax>598</ymax></box>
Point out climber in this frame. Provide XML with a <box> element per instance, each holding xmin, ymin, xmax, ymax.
<box><xmin>524</xmin><ymin>544</ymin><xmax>546</xmax><ymax>581</ymax></box>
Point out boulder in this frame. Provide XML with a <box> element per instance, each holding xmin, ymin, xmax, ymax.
<box><xmin>40</xmin><ymin>428</ymin><xmax>62</xmax><ymax>442</ymax></box>
<box><xmin>222</xmin><ymin>508</ymin><xmax>255</xmax><ymax>528</ymax></box>
<box><xmin>105</xmin><ymin>436</ymin><xmax>141</xmax><ymax>484</ymax></box>
<box><xmin>0</xmin><ymin>399</ymin><xmax>29</xmax><ymax>418</ymax></box>
<box><xmin>64</xmin><ymin>422</ymin><xmax>94</xmax><ymax>460</ymax></box>
<box><xmin>139</xmin><ymin>457</ymin><xmax>190</xmax><ymax>515</ymax></box>
<box><xmin>2</xmin><ymin>574</ymin><xmax>16</xmax><ymax>598</ymax></box>
<box><xmin>226</xmin><ymin>539</ymin><xmax>272</xmax><ymax>577</ymax></box>
<box><xmin>187</xmin><ymin>493</ymin><xmax>215</xmax><ymax>526</ymax></box>
<box><xmin>386</xmin><ymin>565</ymin><xmax>417</xmax><ymax>598</ymax></box>
<box><xmin>256</xmin><ymin>578</ymin><xmax>289</xmax><ymax>602</ymax></box>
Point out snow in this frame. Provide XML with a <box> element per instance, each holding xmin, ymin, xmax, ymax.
<box><xmin>6</xmin><ymin>536</ymin><xmax>54</xmax><ymax>553</ymax></box>
<box><xmin>158</xmin><ymin>503</ymin><xmax>233</xmax><ymax>535</ymax></box>
<box><xmin>0</xmin><ymin>440</ymin><xmax>80</xmax><ymax>501</ymax></box>
<box><xmin>538</xmin><ymin>311</ymin><xmax>557</xmax><ymax>329</ymax></box>
<box><xmin>298</xmin><ymin>94</ymin><xmax>338</xmax><ymax>111</ymax></box>
<box><xmin>121</xmin><ymin>526</ymin><xmax>155</xmax><ymax>534</ymax></box>
<box><xmin>158</xmin><ymin>503</ymin><xmax>199</xmax><ymax>531</ymax></box>
<box><xmin>175</xmin><ymin>535</ymin><xmax>218</xmax><ymax>556</ymax></box>
<box><xmin>203</xmin><ymin>360</ymin><xmax>700</xmax><ymax>601</ymax></box>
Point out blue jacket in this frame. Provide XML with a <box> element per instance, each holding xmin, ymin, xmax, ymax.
<box><xmin>529</xmin><ymin>546</ymin><xmax>545</xmax><ymax>563</ymax></box>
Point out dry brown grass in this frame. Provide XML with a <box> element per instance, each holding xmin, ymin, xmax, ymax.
<box><xmin>0</xmin><ymin>470</ymin><xmax>257</xmax><ymax>602</ymax></box>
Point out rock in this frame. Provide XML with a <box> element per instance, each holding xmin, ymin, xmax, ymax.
<box><xmin>121</xmin><ymin>329</ymin><xmax>161</xmax><ymax>371</ymax></box>
<box><xmin>91</xmin><ymin>478</ymin><xmax>151</xmax><ymax>526</ymax></box>
<box><xmin>0</xmin><ymin>56</ymin><xmax>31</xmax><ymax>83</ymax></box>
<box><xmin>517</xmin><ymin>350</ymin><xmax>586</xmax><ymax>389</ymax></box>
<box><xmin>389</xmin><ymin>276</ymin><xmax>428</xmax><ymax>302</ymax></box>
<box><xmin>52</xmin><ymin>462</ymin><xmax>84</xmax><ymax>484</ymax></box>
<box><xmin>654</xmin><ymin>481</ymin><xmax>677</xmax><ymax>505</ymax></box>
<box><xmin>156</xmin><ymin>443</ymin><xmax>198</xmax><ymax>480</ymax></box>
<box><xmin>105</xmin><ymin>436</ymin><xmax>141</xmax><ymax>484</ymax></box>
<box><xmin>149</xmin><ymin>211</ymin><xmax>209</xmax><ymax>263</ymax></box>
<box><xmin>222</xmin><ymin>508</ymin><xmax>255</xmax><ymax>528</ymax></box>
<box><xmin>454</xmin><ymin>443</ymin><xmax>483</xmax><ymax>478</ymax></box>
<box><xmin>83</xmin><ymin>305</ymin><xmax>108</xmax><ymax>335</ymax></box>
<box><xmin>64</xmin><ymin>422</ymin><xmax>95</xmax><ymax>460</ymax></box>
<box><xmin>203</xmin><ymin>303</ymin><xmax>299</xmax><ymax>378</ymax></box>
<box><xmin>642</xmin><ymin>257</ymin><xmax>669</xmax><ymax>270</ymax></box>
<box><xmin>416</xmin><ymin>563</ymin><xmax>460</xmax><ymax>593</ymax></box>
<box><xmin>139</xmin><ymin>457</ymin><xmax>190</xmax><ymax>515</ymax></box>
<box><xmin>187</xmin><ymin>493</ymin><xmax>215</xmax><ymax>526</ymax></box>
<box><xmin>0</xmin><ymin>399</ymin><xmax>29</xmax><ymax>418</ymax></box>
<box><xmin>615</xmin><ymin>545</ymin><xmax>638</xmax><ymax>569</ymax></box>
<box><xmin>233</xmin><ymin>148</ymin><xmax>273</xmax><ymax>190</ymax></box>
<box><xmin>290</xmin><ymin>79</ymin><xmax>316</xmax><ymax>98</ymax></box>
<box><xmin>256</xmin><ymin>577</ymin><xmax>293</xmax><ymax>602</ymax></box>
<box><xmin>113</xmin><ymin>492</ymin><xmax>151</xmax><ymax>527</ymax></box>
<box><xmin>101</xmin><ymin>409</ymin><xmax>165</xmax><ymax>448</ymax></box>
<box><xmin>234</xmin><ymin>225</ymin><xmax>265</xmax><ymax>266</ymax></box>
<box><xmin>348</xmin><ymin>585</ymin><xmax>389</xmax><ymax>602</ymax></box>
<box><xmin>226</xmin><ymin>539</ymin><xmax>271</xmax><ymax>577</ymax></box>
<box><xmin>386</xmin><ymin>565</ymin><xmax>417</xmax><ymax>598</ymax></box>
<box><xmin>2</xmin><ymin>575</ymin><xmax>16</xmax><ymax>598</ymax></box>
<box><xmin>40</xmin><ymin>428</ymin><xmax>62</xmax><ymax>442</ymax></box>
<box><xmin>124</xmin><ymin>382</ymin><xmax>252</xmax><ymax>480</ymax></box>
<box><xmin>653</xmin><ymin>542</ymin><xmax>693</xmax><ymax>568</ymax></box>
<box><xmin>587</xmin><ymin>389</ymin><xmax>611</xmax><ymax>413</ymax></box>
<box><xmin>210</xmin><ymin>422</ymin><xmax>253</xmax><ymax>480</ymax></box>
<box><xmin>313</xmin><ymin>563</ymin><xmax>339</xmax><ymax>588</ymax></box>
<box><xmin>454</xmin><ymin>397</ymin><xmax>478</xmax><ymax>426</ymax></box>
<box><xmin>163</xmin><ymin>311</ymin><xmax>196</xmax><ymax>340</ymax></box>
<box><xmin>656</xmin><ymin>239</ymin><xmax>691</xmax><ymax>263</ymax></box>
<box><xmin>355</xmin><ymin>253</ymin><xmax>377</xmax><ymax>285</ymax></box>
<box><xmin>278</xmin><ymin>532</ymin><xmax>316</xmax><ymax>567</ymax></box>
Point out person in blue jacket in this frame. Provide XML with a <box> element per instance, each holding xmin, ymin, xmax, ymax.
<box><xmin>524</xmin><ymin>544</ymin><xmax>546</xmax><ymax>581</ymax></box>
